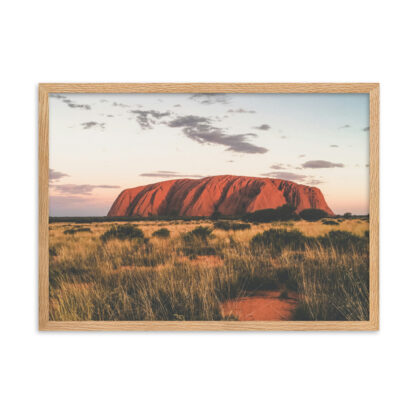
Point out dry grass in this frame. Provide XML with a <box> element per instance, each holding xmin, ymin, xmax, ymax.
<box><xmin>49</xmin><ymin>219</ymin><xmax>369</xmax><ymax>321</ymax></box>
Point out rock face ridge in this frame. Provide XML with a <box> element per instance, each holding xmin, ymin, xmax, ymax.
<box><xmin>107</xmin><ymin>175</ymin><xmax>334</xmax><ymax>217</ymax></box>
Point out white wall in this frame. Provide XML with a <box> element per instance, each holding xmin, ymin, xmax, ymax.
<box><xmin>1</xmin><ymin>1</ymin><xmax>415</xmax><ymax>415</ymax></box>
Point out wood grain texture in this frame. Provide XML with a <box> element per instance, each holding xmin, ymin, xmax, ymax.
<box><xmin>39</xmin><ymin>83</ymin><xmax>378</xmax><ymax>94</ymax></box>
<box><xmin>39</xmin><ymin>85</ymin><xmax>49</xmax><ymax>329</ymax></box>
<box><xmin>369</xmin><ymin>85</ymin><xmax>380</xmax><ymax>330</ymax></box>
<box><xmin>41</xmin><ymin>320</ymin><xmax>377</xmax><ymax>331</ymax></box>
<box><xmin>38</xmin><ymin>83</ymin><xmax>379</xmax><ymax>331</ymax></box>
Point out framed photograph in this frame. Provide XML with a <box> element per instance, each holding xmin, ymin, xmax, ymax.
<box><xmin>39</xmin><ymin>83</ymin><xmax>379</xmax><ymax>331</ymax></box>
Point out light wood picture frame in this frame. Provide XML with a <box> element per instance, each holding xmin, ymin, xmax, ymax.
<box><xmin>39</xmin><ymin>83</ymin><xmax>379</xmax><ymax>331</ymax></box>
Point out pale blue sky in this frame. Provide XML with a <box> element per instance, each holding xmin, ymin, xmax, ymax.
<box><xmin>49</xmin><ymin>93</ymin><xmax>369</xmax><ymax>216</ymax></box>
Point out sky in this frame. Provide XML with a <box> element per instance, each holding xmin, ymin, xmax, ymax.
<box><xmin>49</xmin><ymin>92</ymin><xmax>369</xmax><ymax>216</ymax></box>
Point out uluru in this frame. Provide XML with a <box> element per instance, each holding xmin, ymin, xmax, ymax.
<box><xmin>108</xmin><ymin>175</ymin><xmax>334</xmax><ymax>217</ymax></box>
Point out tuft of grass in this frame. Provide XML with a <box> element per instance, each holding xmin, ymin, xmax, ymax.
<box><xmin>49</xmin><ymin>246</ymin><xmax>59</xmax><ymax>257</ymax></box>
<box><xmin>152</xmin><ymin>228</ymin><xmax>170</xmax><ymax>238</ymax></box>
<box><xmin>291</xmin><ymin>245</ymin><xmax>369</xmax><ymax>321</ymax></box>
<box><xmin>318</xmin><ymin>230</ymin><xmax>368</xmax><ymax>252</ymax></box>
<box><xmin>182</xmin><ymin>226</ymin><xmax>213</xmax><ymax>243</ymax></box>
<box><xmin>250</xmin><ymin>228</ymin><xmax>309</xmax><ymax>253</ymax></box>
<box><xmin>100</xmin><ymin>224</ymin><xmax>145</xmax><ymax>243</ymax></box>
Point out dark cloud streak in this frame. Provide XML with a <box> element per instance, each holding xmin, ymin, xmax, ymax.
<box><xmin>49</xmin><ymin>169</ymin><xmax>69</xmax><ymax>182</ymax></box>
<box><xmin>80</xmin><ymin>121</ymin><xmax>105</xmax><ymax>130</ymax></box>
<box><xmin>302</xmin><ymin>160</ymin><xmax>344</xmax><ymax>168</ymax></box>
<box><xmin>228</xmin><ymin>108</ymin><xmax>256</xmax><ymax>114</ymax></box>
<box><xmin>131</xmin><ymin>110</ymin><xmax>171</xmax><ymax>129</ymax></box>
<box><xmin>167</xmin><ymin>115</ymin><xmax>268</xmax><ymax>154</ymax></box>
<box><xmin>52</xmin><ymin>184</ymin><xmax>120</xmax><ymax>195</ymax></box>
<box><xmin>139</xmin><ymin>170</ymin><xmax>204</xmax><ymax>179</ymax></box>
<box><xmin>253</xmin><ymin>124</ymin><xmax>271</xmax><ymax>131</ymax></box>
<box><xmin>190</xmin><ymin>93</ymin><xmax>229</xmax><ymax>105</ymax></box>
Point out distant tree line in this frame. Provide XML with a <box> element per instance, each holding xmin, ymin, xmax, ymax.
<box><xmin>49</xmin><ymin>207</ymin><xmax>368</xmax><ymax>224</ymax></box>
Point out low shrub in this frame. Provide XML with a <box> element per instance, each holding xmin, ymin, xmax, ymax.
<box><xmin>152</xmin><ymin>228</ymin><xmax>170</xmax><ymax>238</ymax></box>
<box><xmin>214</xmin><ymin>221</ymin><xmax>251</xmax><ymax>231</ymax></box>
<box><xmin>182</xmin><ymin>226</ymin><xmax>213</xmax><ymax>243</ymax></box>
<box><xmin>100</xmin><ymin>224</ymin><xmax>145</xmax><ymax>243</ymax></box>
<box><xmin>250</xmin><ymin>228</ymin><xmax>309</xmax><ymax>253</ymax></box>
<box><xmin>322</xmin><ymin>220</ymin><xmax>339</xmax><ymax>226</ymax></box>
<box><xmin>182</xmin><ymin>246</ymin><xmax>217</xmax><ymax>258</ymax></box>
<box><xmin>243</xmin><ymin>204</ymin><xmax>299</xmax><ymax>223</ymax></box>
<box><xmin>64</xmin><ymin>227</ymin><xmax>91</xmax><ymax>235</ymax></box>
<box><xmin>49</xmin><ymin>246</ymin><xmax>59</xmax><ymax>257</ymax></box>
<box><xmin>318</xmin><ymin>230</ymin><xmax>367</xmax><ymax>251</ymax></box>
<box><xmin>299</xmin><ymin>208</ymin><xmax>329</xmax><ymax>222</ymax></box>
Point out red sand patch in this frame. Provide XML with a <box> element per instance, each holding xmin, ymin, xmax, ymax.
<box><xmin>221</xmin><ymin>291</ymin><xmax>297</xmax><ymax>321</ymax></box>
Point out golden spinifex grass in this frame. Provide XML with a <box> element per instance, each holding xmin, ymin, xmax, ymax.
<box><xmin>49</xmin><ymin>219</ymin><xmax>369</xmax><ymax>321</ymax></box>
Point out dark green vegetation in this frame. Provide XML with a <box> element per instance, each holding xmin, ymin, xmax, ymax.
<box><xmin>214</xmin><ymin>221</ymin><xmax>251</xmax><ymax>231</ymax></box>
<box><xmin>322</xmin><ymin>219</ymin><xmax>339</xmax><ymax>225</ymax></box>
<box><xmin>50</xmin><ymin>212</ymin><xmax>368</xmax><ymax>224</ymax></box>
<box><xmin>63</xmin><ymin>227</ymin><xmax>91</xmax><ymax>235</ymax></box>
<box><xmin>100</xmin><ymin>224</ymin><xmax>145</xmax><ymax>243</ymax></box>
<box><xmin>251</xmin><ymin>229</ymin><xmax>308</xmax><ymax>253</ymax></box>
<box><xmin>152</xmin><ymin>228</ymin><xmax>171</xmax><ymax>238</ymax></box>
<box><xmin>299</xmin><ymin>208</ymin><xmax>329</xmax><ymax>222</ymax></box>
<box><xmin>183</xmin><ymin>226</ymin><xmax>213</xmax><ymax>242</ymax></box>
<box><xmin>243</xmin><ymin>204</ymin><xmax>299</xmax><ymax>223</ymax></box>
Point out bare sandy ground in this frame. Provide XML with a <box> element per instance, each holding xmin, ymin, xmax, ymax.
<box><xmin>221</xmin><ymin>291</ymin><xmax>297</xmax><ymax>321</ymax></box>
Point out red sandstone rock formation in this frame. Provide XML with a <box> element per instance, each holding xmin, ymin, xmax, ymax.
<box><xmin>107</xmin><ymin>175</ymin><xmax>334</xmax><ymax>217</ymax></box>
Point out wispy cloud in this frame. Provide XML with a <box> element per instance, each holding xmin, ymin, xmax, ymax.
<box><xmin>49</xmin><ymin>169</ymin><xmax>69</xmax><ymax>183</ymax></box>
<box><xmin>262</xmin><ymin>171</ymin><xmax>309</xmax><ymax>181</ymax></box>
<box><xmin>81</xmin><ymin>121</ymin><xmax>106</xmax><ymax>130</ymax></box>
<box><xmin>190</xmin><ymin>93</ymin><xmax>229</xmax><ymax>105</ymax></box>
<box><xmin>62</xmin><ymin>98</ymin><xmax>91</xmax><ymax>110</ymax></box>
<box><xmin>306</xmin><ymin>179</ymin><xmax>324</xmax><ymax>185</ymax></box>
<box><xmin>330</xmin><ymin>144</ymin><xmax>339</xmax><ymax>148</ymax></box>
<box><xmin>113</xmin><ymin>102</ymin><xmax>130</xmax><ymax>108</ymax></box>
<box><xmin>131</xmin><ymin>110</ymin><xmax>171</xmax><ymax>129</ymax></box>
<box><xmin>270</xmin><ymin>163</ymin><xmax>287</xmax><ymax>170</ymax></box>
<box><xmin>50</xmin><ymin>94</ymin><xmax>91</xmax><ymax>110</ymax></box>
<box><xmin>302</xmin><ymin>160</ymin><xmax>344</xmax><ymax>168</ymax></box>
<box><xmin>52</xmin><ymin>184</ymin><xmax>120</xmax><ymax>195</ymax></box>
<box><xmin>50</xmin><ymin>94</ymin><xmax>67</xmax><ymax>99</ymax></box>
<box><xmin>261</xmin><ymin>170</ymin><xmax>324</xmax><ymax>186</ymax></box>
<box><xmin>228</xmin><ymin>108</ymin><xmax>256</xmax><ymax>114</ymax></box>
<box><xmin>139</xmin><ymin>170</ymin><xmax>204</xmax><ymax>179</ymax></box>
<box><xmin>253</xmin><ymin>124</ymin><xmax>271</xmax><ymax>131</ymax></box>
<box><xmin>167</xmin><ymin>115</ymin><xmax>268</xmax><ymax>154</ymax></box>
<box><xmin>262</xmin><ymin>163</ymin><xmax>326</xmax><ymax>186</ymax></box>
